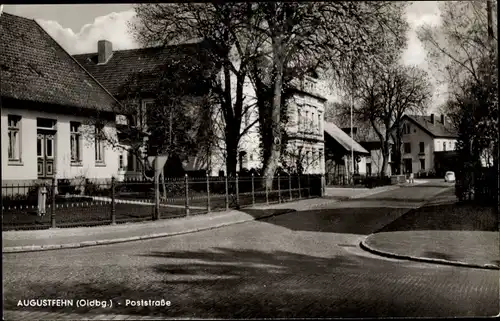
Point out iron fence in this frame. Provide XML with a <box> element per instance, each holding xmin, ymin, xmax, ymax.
<box><xmin>2</xmin><ymin>174</ymin><xmax>324</xmax><ymax>231</ymax></box>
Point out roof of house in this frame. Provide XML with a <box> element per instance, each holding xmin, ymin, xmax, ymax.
<box><xmin>73</xmin><ymin>40</ymin><xmax>217</xmax><ymax>97</ymax></box>
<box><xmin>404</xmin><ymin>115</ymin><xmax>458</xmax><ymax>138</ymax></box>
<box><xmin>0</xmin><ymin>13</ymin><xmax>119</xmax><ymax>112</ymax></box>
<box><xmin>324</xmin><ymin>121</ymin><xmax>370</xmax><ymax>155</ymax></box>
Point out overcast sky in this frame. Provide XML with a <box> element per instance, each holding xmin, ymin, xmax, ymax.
<box><xmin>3</xmin><ymin>2</ymin><xmax>445</xmax><ymax>112</ymax></box>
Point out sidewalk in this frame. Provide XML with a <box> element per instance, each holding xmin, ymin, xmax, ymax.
<box><xmin>3</xmin><ymin>196</ymin><xmax>350</xmax><ymax>253</ymax></box>
<box><xmin>326</xmin><ymin>179</ymin><xmax>427</xmax><ymax>199</ymax></box>
<box><xmin>361</xmin><ymin>188</ymin><xmax>500</xmax><ymax>269</ymax></box>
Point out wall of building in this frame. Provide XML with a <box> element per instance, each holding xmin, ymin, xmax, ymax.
<box><xmin>209</xmin><ymin>71</ymin><xmax>326</xmax><ymax>176</ymax></box>
<box><xmin>1</xmin><ymin>107</ymin><xmax>120</xmax><ymax>183</ymax></box>
<box><xmin>399</xmin><ymin>118</ymin><xmax>457</xmax><ymax>173</ymax></box>
<box><xmin>365</xmin><ymin>148</ymin><xmax>392</xmax><ymax>176</ymax></box>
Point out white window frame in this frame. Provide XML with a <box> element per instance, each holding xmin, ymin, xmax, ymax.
<box><xmin>95</xmin><ymin>125</ymin><xmax>105</xmax><ymax>165</ymax></box>
<box><xmin>8</xmin><ymin>115</ymin><xmax>22</xmax><ymax>163</ymax></box>
<box><xmin>70</xmin><ymin>121</ymin><xmax>82</xmax><ymax>164</ymax></box>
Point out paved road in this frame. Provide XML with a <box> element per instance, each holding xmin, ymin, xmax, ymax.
<box><xmin>3</xmin><ymin>181</ymin><xmax>499</xmax><ymax>319</ymax></box>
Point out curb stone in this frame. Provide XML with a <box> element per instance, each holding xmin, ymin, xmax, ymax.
<box><xmin>359</xmin><ymin>239</ymin><xmax>500</xmax><ymax>270</ymax></box>
<box><xmin>358</xmin><ymin>185</ymin><xmax>499</xmax><ymax>270</ymax></box>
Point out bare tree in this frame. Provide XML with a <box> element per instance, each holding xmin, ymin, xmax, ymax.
<box><xmin>347</xmin><ymin>64</ymin><xmax>432</xmax><ymax>177</ymax></box>
<box><xmin>248</xmin><ymin>1</ymin><xmax>409</xmax><ymax>189</ymax></box>
<box><xmin>130</xmin><ymin>3</ymin><xmax>263</xmax><ymax>177</ymax></box>
<box><xmin>419</xmin><ymin>0</ymin><xmax>498</xmax><ymax>192</ymax></box>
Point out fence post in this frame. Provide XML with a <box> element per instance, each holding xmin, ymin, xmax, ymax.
<box><xmin>184</xmin><ymin>174</ymin><xmax>190</xmax><ymax>216</ymax></box>
<box><xmin>111</xmin><ymin>177</ymin><xmax>116</xmax><ymax>225</ymax></box>
<box><xmin>154</xmin><ymin>170</ymin><xmax>160</xmax><ymax>221</ymax></box>
<box><xmin>298</xmin><ymin>174</ymin><xmax>302</xmax><ymax>199</ymax></box>
<box><xmin>265</xmin><ymin>176</ymin><xmax>269</xmax><ymax>205</ymax></box>
<box><xmin>307</xmin><ymin>174</ymin><xmax>311</xmax><ymax>198</ymax></box>
<box><xmin>236</xmin><ymin>173</ymin><xmax>240</xmax><ymax>209</ymax></box>
<box><xmin>278</xmin><ymin>173</ymin><xmax>281</xmax><ymax>203</ymax></box>
<box><xmin>289</xmin><ymin>174</ymin><xmax>292</xmax><ymax>201</ymax></box>
<box><xmin>51</xmin><ymin>178</ymin><xmax>56</xmax><ymax>228</ymax></box>
<box><xmin>225</xmin><ymin>175</ymin><xmax>229</xmax><ymax>211</ymax></box>
<box><xmin>206</xmin><ymin>173</ymin><xmax>211</xmax><ymax>213</ymax></box>
<box><xmin>321</xmin><ymin>173</ymin><xmax>326</xmax><ymax>197</ymax></box>
<box><xmin>251</xmin><ymin>173</ymin><xmax>255</xmax><ymax>206</ymax></box>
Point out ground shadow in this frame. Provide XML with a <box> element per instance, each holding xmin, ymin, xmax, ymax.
<box><xmin>375</xmin><ymin>202</ymin><xmax>498</xmax><ymax>233</ymax></box>
<box><xmin>4</xmin><ymin>247</ymin><xmax>497</xmax><ymax>318</ymax></box>
<box><xmin>243</xmin><ymin>203</ymin><xmax>418</xmax><ymax>235</ymax></box>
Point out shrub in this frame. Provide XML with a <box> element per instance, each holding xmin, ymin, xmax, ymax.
<box><xmin>365</xmin><ymin>176</ymin><xmax>391</xmax><ymax>188</ymax></box>
<box><xmin>57</xmin><ymin>179</ymin><xmax>78</xmax><ymax>195</ymax></box>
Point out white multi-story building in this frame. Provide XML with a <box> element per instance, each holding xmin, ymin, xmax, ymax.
<box><xmin>398</xmin><ymin>114</ymin><xmax>458</xmax><ymax>175</ymax></box>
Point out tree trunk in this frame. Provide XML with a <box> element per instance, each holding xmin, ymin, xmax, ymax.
<box><xmin>381</xmin><ymin>142</ymin><xmax>390</xmax><ymax>177</ymax></box>
<box><xmin>261</xmin><ymin>36</ymin><xmax>284</xmax><ymax>190</ymax></box>
<box><xmin>161</xmin><ymin>167</ymin><xmax>166</xmax><ymax>200</ymax></box>
<box><xmin>226</xmin><ymin>145</ymin><xmax>238</xmax><ymax>177</ymax></box>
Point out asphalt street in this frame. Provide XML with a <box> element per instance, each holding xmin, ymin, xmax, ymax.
<box><xmin>3</xmin><ymin>181</ymin><xmax>499</xmax><ymax>319</ymax></box>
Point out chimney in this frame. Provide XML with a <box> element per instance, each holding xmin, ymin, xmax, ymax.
<box><xmin>441</xmin><ymin>114</ymin><xmax>445</xmax><ymax>124</ymax></box>
<box><xmin>97</xmin><ymin>40</ymin><xmax>113</xmax><ymax>64</ymax></box>
<box><xmin>430</xmin><ymin>114</ymin><xmax>435</xmax><ymax>125</ymax></box>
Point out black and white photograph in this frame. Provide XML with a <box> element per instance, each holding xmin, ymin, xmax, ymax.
<box><xmin>1</xmin><ymin>1</ymin><xmax>499</xmax><ymax>319</ymax></box>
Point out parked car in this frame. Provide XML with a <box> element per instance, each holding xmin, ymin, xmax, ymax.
<box><xmin>444</xmin><ymin>171</ymin><xmax>456</xmax><ymax>183</ymax></box>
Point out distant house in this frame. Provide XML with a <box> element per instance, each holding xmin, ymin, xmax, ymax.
<box><xmin>398</xmin><ymin>114</ymin><xmax>458</xmax><ymax>175</ymax></box>
<box><xmin>281</xmin><ymin>76</ymin><xmax>327</xmax><ymax>175</ymax></box>
<box><xmin>323</xmin><ymin>121</ymin><xmax>369</xmax><ymax>184</ymax></box>
<box><xmin>332</xmin><ymin>119</ymin><xmax>393</xmax><ymax>177</ymax></box>
<box><xmin>1</xmin><ymin>13</ymin><xmax>123</xmax><ymax>184</ymax></box>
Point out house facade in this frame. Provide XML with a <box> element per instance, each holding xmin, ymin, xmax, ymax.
<box><xmin>1</xmin><ymin>13</ymin><xmax>123</xmax><ymax>185</ymax></box>
<box><xmin>278</xmin><ymin>77</ymin><xmax>326</xmax><ymax>175</ymax></box>
<box><xmin>337</xmin><ymin>122</ymin><xmax>393</xmax><ymax>177</ymax></box>
<box><xmin>399</xmin><ymin>114</ymin><xmax>458</xmax><ymax>175</ymax></box>
<box><xmin>323</xmin><ymin>121</ymin><xmax>370</xmax><ymax>184</ymax></box>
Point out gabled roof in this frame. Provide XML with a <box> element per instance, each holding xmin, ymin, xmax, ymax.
<box><xmin>73</xmin><ymin>40</ymin><xmax>217</xmax><ymax>97</ymax></box>
<box><xmin>404</xmin><ymin>115</ymin><xmax>458</xmax><ymax>138</ymax></box>
<box><xmin>324</xmin><ymin>121</ymin><xmax>370</xmax><ymax>155</ymax></box>
<box><xmin>0</xmin><ymin>13</ymin><xmax>119</xmax><ymax>112</ymax></box>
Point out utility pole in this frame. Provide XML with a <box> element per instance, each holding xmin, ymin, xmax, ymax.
<box><xmin>486</xmin><ymin>0</ymin><xmax>499</xmax><ymax>212</ymax></box>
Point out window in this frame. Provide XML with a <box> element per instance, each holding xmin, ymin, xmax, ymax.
<box><xmin>95</xmin><ymin>125</ymin><xmax>105</xmax><ymax>163</ymax></box>
<box><xmin>298</xmin><ymin>108</ymin><xmax>302</xmax><ymax>131</ymax></box>
<box><xmin>305</xmin><ymin>111</ymin><xmax>309</xmax><ymax>132</ymax></box>
<box><xmin>127</xmin><ymin>151</ymin><xmax>135</xmax><ymax>171</ymax></box>
<box><xmin>403</xmin><ymin>123</ymin><xmax>410</xmax><ymax>135</ymax></box>
<box><xmin>318</xmin><ymin>149</ymin><xmax>323</xmax><ymax>172</ymax></box>
<box><xmin>312</xmin><ymin>112</ymin><xmax>316</xmax><ymax>132</ymax></box>
<box><xmin>8</xmin><ymin>115</ymin><xmax>21</xmax><ymax>162</ymax></box>
<box><xmin>419</xmin><ymin>142</ymin><xmax>424</xmax><ymax>153</ymax></box>
<box><xmin>119</xmin><ymin>154</ymin><xmax>124</xmax><ymax>170</ymax></box>
<box><xmin>404</xmin><ymin>143</ymin><xmax>411</xmax><ymax>154</ymax></box>
<box><xmin>70</xmin><ymin>122</ymin><xmax>81</xmax><ymax>163</ymax></box>
<box><xmin>244</xmin><ymin>110</ymin><xmax>251</xmax><ymax>128</ymax></box>
<box><xmin>443</xmin><ymin>142</ymin><xmax>446</xmax><ymax>151</ymax></box>
<box><xmin>420</xmin><ymin>159</ymin><xmax>425</xmax><ymax>170</ymax></box>
<box><xmin>249</xmin><ymin>153</ymin><xmax>254</xmax><ymax>161</ymax></box>
<box><xmin>318</xmin><ymin>113</ymin><xmax>322</xmax><ymax>134</ymax></box>
<box><xmin>37</xmin><ymin>118</ymin><xmax>56</xmax><ymax>129</ymax></box>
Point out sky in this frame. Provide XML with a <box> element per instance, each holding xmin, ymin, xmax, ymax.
<box><xmin>3</xmin><ymin>2</ymin><xmax>445</xmax><ymax>112</ymax></box>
